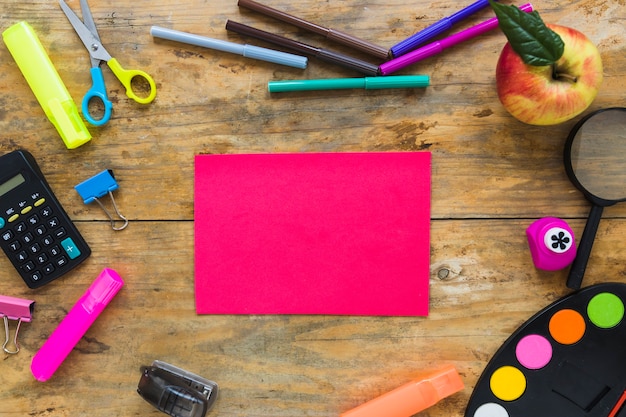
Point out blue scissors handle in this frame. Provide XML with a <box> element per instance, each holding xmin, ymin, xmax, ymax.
<box><xmin>82</xmin><ymin>67</ymin><xmax>113</xmax><ymax>126</ymax></box>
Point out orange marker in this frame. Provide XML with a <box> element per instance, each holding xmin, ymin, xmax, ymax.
<box><xmin>340</xmin><ymin>365</ymin><xmax>464</xmax><ymax>417</ymax></box>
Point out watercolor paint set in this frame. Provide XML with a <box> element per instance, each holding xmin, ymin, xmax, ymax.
<box><xmin>465</xmin><ymin>282</ymin><xmax>626</xmax><ymax>417</ymax></box>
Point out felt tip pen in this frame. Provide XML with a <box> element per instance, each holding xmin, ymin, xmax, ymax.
<box><xmin>390</xmin><ymin>0</ymin><xmax>496</xmax><ymax>58</ymax></box>
<box><xmin>2</xmin><ymin>21</ymin><xmax>91</xmax><ymax>149</ymax></box>
<box><xmin>31</xmin><ymin>268</ymin><xmax>124</xmax><ymax>382</ymax></box>
<box><xmin>268</xmin><ymin>75</ymin><xmax>429</xmax><ymax>93</ymax></box>
<box><xmin>150</xmin><ymin>26</ymin><xmax>307</xmax><ymax>69</ymax></box>
<box><xmin>226</xmin><ymin>20</ymin><xmax>380</xmax><ymax>76</ymax></box>
<box><xmin>380</xmin><ymin>3</ymin><xmax>534</xmax><ymax>75</ymax></box>
<box><xmin>238</xmin><ymin>0</ymin><xmax>389</xmax><ymax>60</ymax></box>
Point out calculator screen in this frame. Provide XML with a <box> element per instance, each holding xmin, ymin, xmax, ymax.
<box><xmin>0</xmin><ymin>173</ymin><xmax>26</xmax><ymax>197</ymax></box>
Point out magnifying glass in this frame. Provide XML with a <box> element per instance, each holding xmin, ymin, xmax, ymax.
<box><xmin>564</xmin><ymin>107</ymin><xmax>626</xmax><ymax>289</ymax></box>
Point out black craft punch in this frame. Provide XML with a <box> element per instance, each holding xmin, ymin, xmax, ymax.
<box><xmin>137</xmin><ymin>360</ymin><xmax>218</xmax><ymax>417</ymax></box>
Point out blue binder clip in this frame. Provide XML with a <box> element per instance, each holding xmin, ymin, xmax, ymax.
<box><xmin>75</xmin><ymin>170</ymin><xmax>128</xmax><ymax>231</ymax></box>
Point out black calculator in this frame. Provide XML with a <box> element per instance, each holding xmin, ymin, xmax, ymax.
<box><xmin>0</xmin><ymin>150</ymin><xmax>91</xmax><ymax>288</ymax></box>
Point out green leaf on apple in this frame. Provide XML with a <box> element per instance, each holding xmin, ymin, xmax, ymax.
<box><xmin>489</xmin><ymin>0</ymin><xmax>564</xmax><ymax>66</ymax></box>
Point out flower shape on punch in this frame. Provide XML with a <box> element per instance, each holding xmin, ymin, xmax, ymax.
<box><xmin>545</xmin><ymin>227</ymin><xmax>573</xmax><ymax>254</ymax></box>
<box><xmin>551</xmin><ymin>231</ymin><xmax>570</xmax><ymax>251</ymax></box>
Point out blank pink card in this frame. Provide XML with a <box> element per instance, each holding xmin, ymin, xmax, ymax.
<box><xmin>194</xmin><ymin>152</ymin><xmax>431</xmax><ymax>316</ymax></box>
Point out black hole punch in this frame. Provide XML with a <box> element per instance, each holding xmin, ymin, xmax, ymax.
<box><xmin>137</xmin><ymin>360</ymin><xmax>218</xmax><ymax>417</ymax></box>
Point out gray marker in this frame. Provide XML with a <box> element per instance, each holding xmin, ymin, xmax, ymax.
<box><xmin>150</xmin><ymin>26</ymin><xmax>307</xmax><ymax>69</ymax></box>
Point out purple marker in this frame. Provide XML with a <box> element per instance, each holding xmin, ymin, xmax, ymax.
<box><xmin>380</xmin><ymin>3</ymin><xmax>534</xmax><ymax>76</ymax></box>
<box><xmin>390</xmin><ymin>0</ymin><xmax>496</xmax><ymax>58</ymax></box>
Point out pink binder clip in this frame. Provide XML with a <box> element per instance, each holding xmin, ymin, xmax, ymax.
<box><xmin>0</xmin><ymin>294</ymin><xmax>35</xmax><ymax>354</ymax></box>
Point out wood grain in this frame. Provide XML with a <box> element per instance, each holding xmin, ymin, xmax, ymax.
<box><xmin>0</xmin><ymin>0</ymin><xmax>624</xmax><ymax>415</ymax></box>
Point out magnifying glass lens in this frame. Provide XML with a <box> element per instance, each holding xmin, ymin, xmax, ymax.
<box><xmin>569</xmin><ymin>108</ymin><xmax>626</xmax><ymax>201</ymax></box>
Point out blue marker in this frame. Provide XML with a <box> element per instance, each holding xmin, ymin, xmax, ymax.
<box><xmin>150</xmin><ymin>26</ymin><xmax>307</xmax><ymax>69</ymax></box>
<box><xmin>389</xmin><ymin>0</ymin><xmax>495</xmax><ymax>58</ymax></box>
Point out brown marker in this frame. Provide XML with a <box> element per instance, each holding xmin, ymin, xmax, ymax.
<box><xmin>226</xmin><ymin>20</ymin><xmax>380</xmax><ymax>76</ymax></box>
<box><xmin>238</xmin><ymin>0</ymin><xmax>389</xmax><ymax>60</ymax></box>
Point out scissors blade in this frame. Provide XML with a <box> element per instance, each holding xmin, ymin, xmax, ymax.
<box><xmin>79</xmin><ymin>0</ymin><xmax>102</xmax><ymax>68</ymax></box>
<box><xmin>79</xmin><ymin>0</ymin><xmax>100</xmax><ymax>42</ymax></box>
<box><xmin>59</xmin><ymin>0</ymin><xmax>112</xmax><ymax>63</ymax></box>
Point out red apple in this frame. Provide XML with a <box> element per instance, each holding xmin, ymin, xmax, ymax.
<box><xmin>495</xmin><ymin>24</ymin><xmax>603</xmax><ymax>125</ymax></box>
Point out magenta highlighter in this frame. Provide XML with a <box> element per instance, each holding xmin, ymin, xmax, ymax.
<box><xmin>31</xmin><ymin>268</ymin><xmax>123</xmax><ymax>382</ymax></box>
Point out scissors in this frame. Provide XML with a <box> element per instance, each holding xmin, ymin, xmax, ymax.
<box><xmin>59</xmin><ymin>0</ymin><xmax>157</xmax><ymax>126</ymax></box>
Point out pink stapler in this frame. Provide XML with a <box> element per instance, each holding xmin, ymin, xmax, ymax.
<box><xmin>0</xmin><ymin>294</ymin><xmax>35</xmax><ymax>354</ymax></box>
<box><xmin>31</xmin><ymin>268</ymin><xmax>123</xmax><ymax>381</ymax></box>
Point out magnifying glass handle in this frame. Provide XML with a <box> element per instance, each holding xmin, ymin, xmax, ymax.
<box><xmin>566</xmin><ymin>204</ymin><xmax>604</xmax><ymax>290</ymax></box>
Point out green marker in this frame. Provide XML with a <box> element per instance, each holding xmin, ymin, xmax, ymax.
<box><xmin>268</xmin><ymin>75</ymin><xmax>430</xmax><ymax>93</ymax></box>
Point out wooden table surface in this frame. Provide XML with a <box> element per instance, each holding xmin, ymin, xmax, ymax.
<box><xmin>0</xmin><ymin>0</ymin><xmax>624</xmax><ymax>415</ymax></box>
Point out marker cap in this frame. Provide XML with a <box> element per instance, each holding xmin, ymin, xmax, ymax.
<box><xmin>364</xmin><ymin>75</ymin><xmax>430</xmax><ymax>89</ymax></box>
<box><xmin>340</xmin><ymin>365</ymin><xmax>464</xmax><ymax>417</ymax></box>
<box><xmin>2</xmin><ymin>21</ymin><xmax>91</xmax><ymax>149</ymax></box>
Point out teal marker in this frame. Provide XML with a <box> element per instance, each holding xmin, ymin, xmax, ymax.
<box><xmin>268</xmin><ymin>75</ymin><xmax>430</xmax><ymax>93</ymax></box>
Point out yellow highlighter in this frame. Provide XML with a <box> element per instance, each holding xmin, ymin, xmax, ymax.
<box><xmin>2</xmin><ymin>21</ymin><xmax>91</xmax><ymax>149</ymax></box>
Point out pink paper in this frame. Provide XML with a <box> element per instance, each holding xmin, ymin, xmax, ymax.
<box><xmin>194</xmin><ymin>152</ymin><xmax>431</xmax><ymax>316</ymax></box>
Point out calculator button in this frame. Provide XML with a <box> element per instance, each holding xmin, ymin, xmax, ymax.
<box><xmin>40</xmin><ymin>206</ymin><xmax>52</xmax><ymax>217</ymax></box>
<box><xmin>35</xmin><ymin>225</ymin><xmax>46</xmax><ymax>236</ymax></box>
<box><xmin>54</xmin><ymin>228</ymin><xmax>67</xmax><ymax>239</ymax></box>
<box><xmin>16</xmin><ymin>251</ymin><xmax>28</xmax><ymax>263</ymax></box>
<box><xmin>49</xmin><ymin>245</ymin><xmax>61</xmax><ymax>256</ymax></box>
<box><xmin>36</xmin><ymin>253</ymin><xmax>48</xmax><ymax>264</ymax></box>
<box><xmin>22</xmin><ymin>261</ymin><xmax>35</xmax><ymax>272</ymax></box>
<box><xmin>43</xmin><ymin>235</ymin><xmax>54</xmax><ymax>246</ymax></box>
<box><xmin>0</xmin><ymin>217</ymin><xmax>5</xmax><ymax>229</ymax></box>
<box><xmin>21</xmin><ymin>206</ymin><xmax>32</xmax><ymax>215</ymax></box>
<box><xmin>43</xmin><ymin>264</ymin><xmax>55</xmax><ymax>275</ymax></box>
<box><xmin>15</xmin><ymin>222</ymin><xmax>27</xmax><ymax>233</ymax></box>
<box><xmin>61</xmin><ymin>237</ymin><xmax>81</xmax><ymax>260</ymax></box>
<box><xmin>22</xmin><ymin>233</ymin><xmax>35</xmax><ymax>244</ymax></box>
<box><xmin>31</xmin><ymin>271</ymin><xmax>43</xmax><ymax>282</ymax></box>
<box><xmin>27</xmin><ymin>214</ymin><xmax>39</xmax><ymax>226</ymax></box>
<box><xmin>48</xmin><ymin>217</ymin><xmax>60</xmax><ymax>229</ymax></box>
<box><xmin>8</xmin><ymin>213</ymin><xmax>19</xmax><ymax>223</ymax></box>
<box><xmin>34</xmin><ymin>198</ymin><xmax>46</xmax><ymax>207</ymax></box>
<box><xmin>29</xmin><ymin>243</ymin><xmax>41</xmax><ymax>254</ymax></box>
<box><xmin>8</xmin><ymin>241</ymin><xmax>21</xmax><ymax>251</ymax></box>
<box><xmin>2</xmin><ymin>230</ymin><xmax>13</xmax><ymax>241</ymax></box>
<box><xmin>55</xmin><ymin>256</ymin><xmax>68</xmax><ymax>268</ymax></box>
